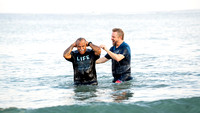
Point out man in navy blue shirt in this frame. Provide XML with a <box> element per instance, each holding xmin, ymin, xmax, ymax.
<box><xmin>63</xmin><ymin>38</ymin><xmax>101</xmax><ymax>85</ymax></box>
<box><xmin>96</xmin><ymin>28</ymin><xmax>132</xmax><ymax>83</ymax></box>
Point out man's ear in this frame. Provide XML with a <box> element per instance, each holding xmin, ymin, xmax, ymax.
<box><xmin>119</xmin><ymin>36</ymin><xmax>123</xmax><ymax>40</ymax></box>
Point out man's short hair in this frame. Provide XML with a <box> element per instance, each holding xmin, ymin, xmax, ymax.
<box><xmin>77</xmin><ymin>37</ymin><xmax>86</xmax><ymax>42</ymax></box>
<box><xmin>76</xmin><ymin>37</ymin><xmax>86</xmax><ymax>45</ymax></box>
<box><xmin>112</xmin><ymin>28</ymin><xmax>124</xmax><ymax>40</ymax></box>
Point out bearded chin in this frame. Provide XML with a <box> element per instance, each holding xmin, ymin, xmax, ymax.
<box><xmin>79</xmin><ymin>49</ymin><xmax>85</xmax><ymax>54</ymax></box>
<box><xmin>113</xmin><ymin>42</ymin><xmax>116</xmax><ymax>46</ymax></box>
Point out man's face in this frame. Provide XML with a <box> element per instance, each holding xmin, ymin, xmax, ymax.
<box><xmin>77</xmin><ymin>40</ymin><xmax>87</xmax><ymax>55</ymax></box>
<box><xmin>111</xmin><ymin>32</ymin><xmax>119</xmax><ymax>46</ymax></box>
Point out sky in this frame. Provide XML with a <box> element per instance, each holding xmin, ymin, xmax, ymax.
<box><xmin>0</xmin><ymin>0</ymin><xmax>199</xmax><ymax>14</ymax></box>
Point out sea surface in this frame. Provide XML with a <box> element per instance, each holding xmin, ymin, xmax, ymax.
<box><xmin>0</xmin><ymin>10</ymin><xmax>200</xmax><ymax>113</ymax></box>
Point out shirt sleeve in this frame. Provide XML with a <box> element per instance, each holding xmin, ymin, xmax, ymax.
<box><xmin>120</xmin><ymin>46</ymin><xmax>130</xmax><ymax>58</ymax></box>
<box><xmin>91</xmin><ymin>50</ymin><xmax>100</xmax><ymax>60</ymax></box>
<box><xmin>105</xmin><ymin>46</ymin><xmax>130</xmax><ymax>59</ymax></box>
<box><xmin>65</xmin><ymin>51</ymin><xmax>74</xmax><ymax>62</ymax></box>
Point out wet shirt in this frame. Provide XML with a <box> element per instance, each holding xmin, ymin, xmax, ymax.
<box><xmin>105</xmin><ymin>42</ymin><xmax>131</xmax><ymax>79</ymax></box>
<box><xmin>66</xmin><ymin>49</ymin><xmax>100</xmax><ymax>85</ymax></box>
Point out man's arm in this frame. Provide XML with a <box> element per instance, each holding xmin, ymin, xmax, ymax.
<box><xmin>63</xmin><ymin>42</ymin><xmax>76</xmax><ymax>59</ymax></box>
<box><xmin>100</xmin><ymin>45</ymin><xmax>124</xmax><ymax>62</ymax></box>
<box><xmin>87</xmin><ymin>42</ymin><xmax>101</xmax><ymax>56</ymax></box>
<box><xmin>96</xmin><ymin>57</ymin><xmax>109</xmax><ymax>64</ymax></box>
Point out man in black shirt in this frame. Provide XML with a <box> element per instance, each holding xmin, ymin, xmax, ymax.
<box><xmin>63</xmin><ymin>38</ymin><xmax>101</xmax><ymax>85</ymax></box>
<box><xmin>96</xmin><ymin>28</ymin><xmax>132</xmax><ymax>83</ymax></box>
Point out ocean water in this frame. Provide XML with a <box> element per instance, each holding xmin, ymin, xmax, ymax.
<box><xmin>0</xmin><ymin>10</ymin><xmax>200</xmax><ymax>113</ymax></box>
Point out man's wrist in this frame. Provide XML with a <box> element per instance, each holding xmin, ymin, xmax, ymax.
<box><xmin>72</xmin><ymin>43</ymin><xmax>75</xmax><ymax>47</ymax></box>
<box><xmin>88</xmin><ymin>42</ymin><xmax>92</xmax><ymax>46</ymax></box>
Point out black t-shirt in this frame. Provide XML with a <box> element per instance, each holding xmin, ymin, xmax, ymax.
<box><xmin>66</xmin><ymin>49</ymin><xmax>100</xmax><ymax>85</ymax></box>
<box><xmin>105</xmin><ymin>42</ymin><xmax>131</xmax><ymax>79</ymax></box>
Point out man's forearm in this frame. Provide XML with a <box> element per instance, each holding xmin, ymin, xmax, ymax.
<box><xmin>89</xmin><ymin>43</ymin><xmax>101</xmax><ymax>55</ymax></box>
<box><xmin>63</xmin><ymin>44</ymin><xmax>74</xmax><ymax>59</ymax></box>
<box><xmin>96</xmin><ymin>57</ymin><xmax>109</xmax><ymax>64</ymax></box>
<box><xmin>105</xmin><ymin>49</ymin><xmax>124</xmax><ymax>62</ymax></box>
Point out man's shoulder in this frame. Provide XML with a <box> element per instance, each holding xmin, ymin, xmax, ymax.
<box><xmin>72</xmin><ymin>50</ymin><xmax>79</xmax><ymax>54</ymax></box>
<box><xmin>84</xmin><ymin>49</ymin><xmax>97</xmax><ymax>56</ymax></box>
<box><xmin>85</xmin><ymin>49</ymin><xmax>93</xmax><ymax>53</ymax></box>
<box><xmin>119</xmin><ymin>42</ymin><xmax>130</xmax><ymax>49</ymax></box>
<box><xmin>122</xmin><ymin>41</ymin><xmax>130</xmax><ymax>47</ymax></box>
<box><xmin>120</xmin><ymin>42</ymin><xmax>131</xmax><ymax>54</ymax></box>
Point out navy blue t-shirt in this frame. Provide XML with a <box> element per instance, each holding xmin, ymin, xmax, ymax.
<box><xmin>105</xmin><ymin>42</ymin><xmax>131</xmax><ymax>81</ymax></box>
<box><xmin>66</xmin><ymin>49</ymin><xmax>100</xmax><ymax>85</ymax></box>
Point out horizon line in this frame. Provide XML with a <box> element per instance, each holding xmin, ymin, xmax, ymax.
<box><xmin>0</xmin><ymin>8</ymin><xmax>199</xmax><ymax>15</ymax></box>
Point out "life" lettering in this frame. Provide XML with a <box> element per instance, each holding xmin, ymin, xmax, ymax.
<box><xmin>77</xmin><ymin>55</ymin><xmax>90</xmax><ymax>61</ymax></box>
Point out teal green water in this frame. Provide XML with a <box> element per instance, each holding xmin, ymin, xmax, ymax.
<box><xmin>1</xmin><ymin>97</ymin><xmax>200</xmax><ymax>113</ymax></box>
